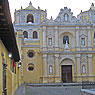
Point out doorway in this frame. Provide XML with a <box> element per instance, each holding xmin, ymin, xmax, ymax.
<box><xmin>61</xmin><ymin>65</ymin><xmax>72</xmax><ymax>82</ymax></box>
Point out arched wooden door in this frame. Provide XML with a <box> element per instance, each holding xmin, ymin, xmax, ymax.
<box><xmin>61</xmin><ymin>65</ymin><xmax>72</xmax><ymax>83</ymax></box>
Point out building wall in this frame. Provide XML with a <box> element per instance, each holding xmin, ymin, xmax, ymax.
<box><xmin>23</xmin><ymin>48</ymin><xmax>43</xmax><ymax>83</ymax></box>
<box><xmin>16</xmin><ymin>29</ymin><xmax>43</xmax><ymax>83</ymax></box>
<box><xmin>0</xmin><ymin>40</ymin><xmax>21</xmax><ymax>95</ymax></box>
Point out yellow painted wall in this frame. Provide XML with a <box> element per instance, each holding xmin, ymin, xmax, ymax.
<box><xmin>0</xmin><ymin>40</ymin><xmax>21</xmax><ymax>95</ymax></box>
<box><xmin>16</xmin><ymin>31</ymin><xmax>43</xmax><ymax>83</ymax></box>
<box><xmin>23</xmin><ymin>48</ymin><xmax>43</xmax><ymax>83</ymax></box>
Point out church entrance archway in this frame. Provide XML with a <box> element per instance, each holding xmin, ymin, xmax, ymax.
<box><xmin>60</xmin><ymin>58</ymin><xmax>74</xmax><ymax>83</ymax></box>
<box><xmin>61</xmin><ymin>65</ymin><xmax>72</xmax><ymax>82</ymax></box>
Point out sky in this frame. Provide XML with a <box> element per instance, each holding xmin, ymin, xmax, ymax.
<box><xmin>8</xmin><ymin>0</ymin><xmax>95</xmax><ymax>22</ymax></box>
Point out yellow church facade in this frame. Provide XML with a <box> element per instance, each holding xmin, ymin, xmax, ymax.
<box><xmin>14</xmin><ymin>2</ymin><xmax>95</xmax><ymax>83</ymax></box>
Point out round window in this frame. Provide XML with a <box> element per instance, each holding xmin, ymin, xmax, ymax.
<box><xmin>27</xmin><ymin>51</ymin><xmax>34</xmax><ymax>58</ymax></box>
<box><xmin>28</xmin><ymin>66</ymin><xmax>34</xmax><ymax>71</ymax></box>
<box><xmin>28</xmin><ymin>63</ymin><xmax>34</xmax><ymax>71</ymax></box>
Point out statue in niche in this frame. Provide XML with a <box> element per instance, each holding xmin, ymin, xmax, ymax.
<box><xmin>65</xmin><ymin>40</ymin><xmax>69</xmax><ymax>49</ymax></box>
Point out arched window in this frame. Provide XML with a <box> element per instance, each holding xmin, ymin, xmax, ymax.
<box><xmin>23</xmin><ymin>31</ymin><xmax>28</xmax><ymax>38</ymax></box>
<box><xmin>28</xmin><ymin>63</ymin><xmax>34</xmax><ymax>71</ymax></box>
<box><xmin>81</xmin><ymin>38</ymin><xmax>85</xmax><ymax>46</ymax></box>
<box><xmin>94</xmin><ymin>32</ymin><xmax>95</xmax><ymax>39</ymax></box>
<box><xmin>63</xmin><ymin>36</ymin><xmax>69</xmax><ymax>44</ymax></box>
<box><xmin>27</xmin><ymin>14</ymin><xmax>34</xmax><ymax>23</ymax></box>
<box><xmin>82</xmin><ymin>65</ymin><xmax>86</xmax><ymax>73</ymax></box>
<box><xmin>64</xmin><ymin>14</ymin><xmax>69</xmax><ymax>21</ymax></box>
<box><xmin>33</xmin><ymin>31</ymin><xmax>38</xmax><ymax>39</ymax></box>
<box><xmin>49</xmin><ymin>65</ymin><xmax>53</xmax><ymax>73</ymax></box>
<box><xmin>48</xmin><ymin>38</ymin><xmax>52</xmax><ymax>46</ymax></box>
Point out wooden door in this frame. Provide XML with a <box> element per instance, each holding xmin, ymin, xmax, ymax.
<box><xmin>62</xmin><ymin>65</ymin><xmax>72</xmax><ymax>82</ymax></box>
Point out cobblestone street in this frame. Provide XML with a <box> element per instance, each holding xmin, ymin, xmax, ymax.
<box><xmin>15</xmin><ymin>85</ymin><xmax>92</xmax><ymax>95</ymax></box>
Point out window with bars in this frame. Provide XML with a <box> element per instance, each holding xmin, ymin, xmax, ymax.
<box><xmin>33</xmin><ymin>31</ymin><xmax>38</xmax><ymax>39</ymax></box>
<box><xmin>81</xmin><ymin>38</ymin><xmax>85</xmax><ymax>46</ymax></box>
<box><xmin>48</xmin><ymin>38</ymin><xmax>52</xmax><ymax>46</ymax></box>
<box><xmin>23</xmin><ymin>31</ymin><xmax>28</xmax><ymax>38</ymax></box>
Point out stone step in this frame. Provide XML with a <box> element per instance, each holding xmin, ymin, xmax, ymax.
<box><xmin>26</xmin><ymin>83</ymin><xmax>82</xmax><ymax>87</ymax></box>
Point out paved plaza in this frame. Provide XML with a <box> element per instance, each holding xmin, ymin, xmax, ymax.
<box><xmin>15</xmin><ymin>85</ymin><xmax>93</xmax><ymax>95</ymax></box>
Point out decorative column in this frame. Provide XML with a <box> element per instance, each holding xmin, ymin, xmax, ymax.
<box><xmin>43</xmin><ymin>26</ymin><xmax>47</xmax><ymax>51</ymax></box>
<box><xmin>76</xmin><ymin>27</ymin><xmax>80</xmax><ymax>51</ymax></box>
<box><xmin>3</xmin><ymin>63</ymin><xmax>7</xmax><ymax>95</ymax></box>
<box><xmin>28</xmin><ymin>29</ymin><xmax>32</xmax><ymax>40</ymax></box>
<box><xmin>76</xmin><ymin>54</ymin><xmax>81</xmax><ymax>77</ymax></box>
<box><xmin>88</xmin><ymin>54</ymin><xmax>92</xmax><ymax>76</ymax></box>
<box><xmin>55</xmin><ymin>54</ymin><xmax>60</xmax><ymax>82</ymax></box>
<box><xmin>43</xmin><ymin>54</ymin><xmax>48</xmax><ymax>83</ymax></box>
<box><xmin>2</xmin><ymin>57</ymin><xmax>7</xmax><ymax>95</ymax></box>
<box><xmin>55</xmin><ymin>27</ymin><xmax>59</xmax><ymax>50</ymax></box>
<box><xmin>87</xmin><ymin>27</ymin><xmax>92</xmax><ymax>50</ymax></box>
<box><xmin>21</xmin><ymin>48</ymin><xmax>24</xmax><ymax>82</ymax></box>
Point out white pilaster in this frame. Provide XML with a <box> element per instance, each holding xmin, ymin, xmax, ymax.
<box><xmin>55</xmin><ymin>27</ymin><xmax>59</xmax><ymax>50</ymax></box>
<box><xmin>88</xmin><ymin>54</ymin><xmax>92</xmax><ymax>76</ymax></box>
<box><xmin>76</xmin><ymin>27</ymin><xmax>80</xmax><ymax>51</ymax></box>
<box><xmin>21</xmin><ymin>48</ymin><xmax>24</xmax><ymax>78</ymax></box>
<box><xmin>55</xmin><ymin>54</ymin><xmax>60</xmax><ymax>82</ymax></box>
<box><xmin>43</xmin><ymin>54</ymin><xmax>47</xmax><ymax>76</ymax></box>
<box><xmin>55</xmin><ymin>54</ymin><xmax>60</xmax><ymax>76</ymax></box>
<box><xmin>43</xmin><ymin>26</ymin><xmax>47</xmax><ymax>51</ymax></box>
<box><xmin>87</xmin><ymin>27</ymin><xmax>92</xmax><ymax>50</ymax></box>
<box><xmin>76</xmin><ymin>54</ymin><xmax>81</xmax><ymax>76</ymax></box>
<box><xmin>29</xmin><ymin>31</ymin><xmax>32</xmax><ymax>39</ymax></box>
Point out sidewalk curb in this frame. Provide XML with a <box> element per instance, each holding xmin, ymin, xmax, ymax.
<box><xmin>81</xmin><ymin>89</ymin><xmax>95</xmax><ymax>95</ymax></box>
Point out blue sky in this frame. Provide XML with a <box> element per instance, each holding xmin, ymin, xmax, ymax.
<box><xmin>8</xmin><ymin>0</ymin><xmax>95</xmax><ymax>21</ymax></box>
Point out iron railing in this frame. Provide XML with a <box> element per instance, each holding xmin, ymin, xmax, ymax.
<box><xmin>74</xmin><ymin>76</ymin><xmax>95</xmax><ymax>89</ymax></box>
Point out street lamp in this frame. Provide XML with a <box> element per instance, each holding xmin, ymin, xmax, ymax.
<box><xmin>8</xmin><ymin>52</ymin><xmax>12</xmax><ymax>58</ymax></box>
<box><xmin>18</xmin><ymin>62</ymin><xmax>21</xmax><ymax>68</ymax></box>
